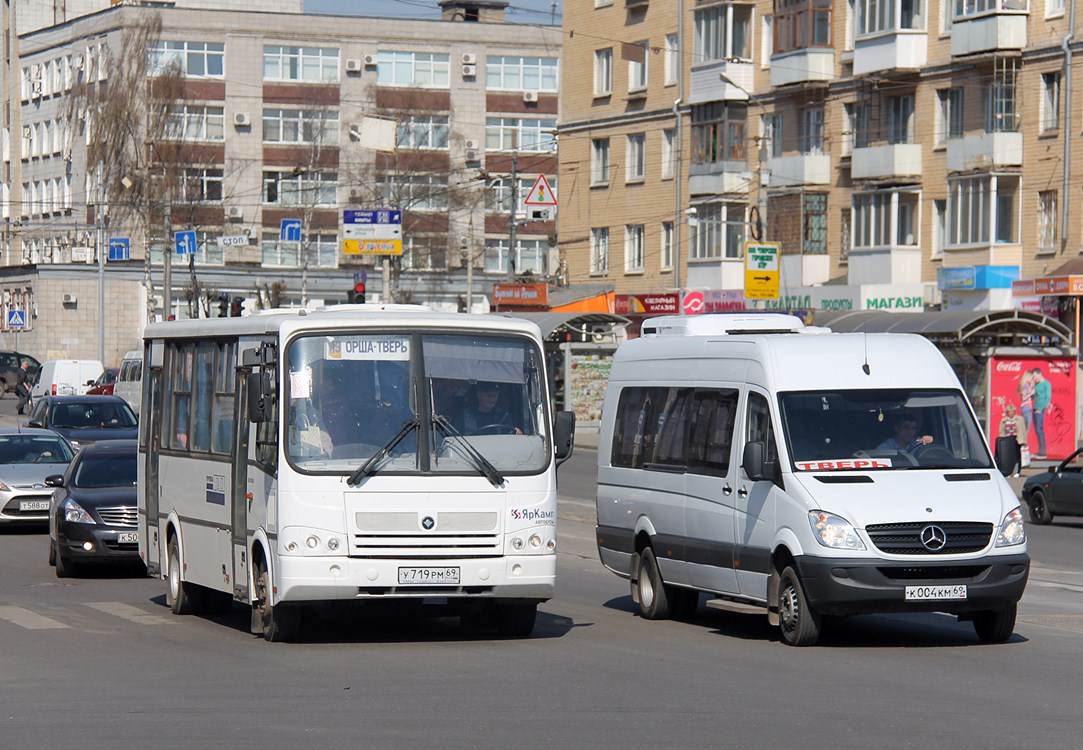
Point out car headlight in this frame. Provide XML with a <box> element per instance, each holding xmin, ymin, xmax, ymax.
<box><xmin>61</xmin><ymin>498</ymin><xmax>95</xmax><ymax>524</ymax></box>
<box><xmin>0</xmin><ymin>479</ymin><xmax>9</xmax><ymax>492</ymax></box>
<box><xmin>995</xmin><ymin>507</ymin><xmax>1026</xmax><ymax>548</ymax></box>
<box><xmin>808</xmin><ymin>511</ymin><xmax>866</xmax><ymax>550</ymax></box>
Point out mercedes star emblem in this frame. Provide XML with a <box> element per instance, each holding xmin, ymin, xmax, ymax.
<box><xmin>919</xmin><ymin>524</ymin><xmax>947</xmax><ymax>552</ymax></box>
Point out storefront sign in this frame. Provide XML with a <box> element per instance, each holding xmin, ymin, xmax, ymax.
<box><xmin>863</xmin><ymin>295</ymin><xmax>924</xmax><ymax>311</ymax></box>
<box><xmin>614</xmin><ymin>293</ymin><xmax>680</xmax><ymax>315</ymax></box>
<box><xmin>493</xmin><ymin>283</ymin><xmax>548</xmax><ymax>308</ymax></box>
<box><xmin>702</xmin><ymin>289</ymin><xmax>746</xmax><ymax>312</ymax></box>
<box><xmin>988</xmin><ymin>356</ymin><xmax>1077</xmax><ymax>461</ymax></box>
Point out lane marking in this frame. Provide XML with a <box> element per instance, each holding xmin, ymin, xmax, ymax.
<box><xmin>0</xmin><ymin>605</ymin><xmax>71</xmax><ymax>630</ymax></box>
<box><xmin>84</xmin><ymin>602</ymin><xmax>176</xmax><ymax>625</ymax></box>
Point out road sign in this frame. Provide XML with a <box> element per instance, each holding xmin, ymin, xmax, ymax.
<box><xmin>108</xmin><ymin>237</ymin><xmax>130</xmax><ymax>261</ymax></box>
<box><xmin>342</xmin><ymin>239</ymin><xmax>403</xmax><ymax>256</ymax></box>
<box><xmin>523</xmin><ymin>174</ymin><xmax>557</xmax><ymax>206</ymax></box>
<box><xmin>216</xmin><ymin>235</ymin><xmax>249</xmax><ymax>247</ymax></box>
<box><xmin>343</xmin><ymin>209</ymin><xmax>402</xmax><ymax>255</ymax></box>
<box><xmin>744</xmin><ymin>241</ymin><xmax>780</xmax><ymax>300</ymax></box>
<box><xmin>280</xmin><ymin>219</ymin><xmax>302</xmax><ymax>243</ymax></box>
<box><xmin>174</xmin><ymin>230</ymin><xmax>197</xmax><ymax>256</ymax></box>
<box><xmin>6</xmin><ymin>309</ymin><xmax>26</xmax><ymax>328</ymax></box>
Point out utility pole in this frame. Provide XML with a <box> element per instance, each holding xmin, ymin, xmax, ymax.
<box><xmin>507</xmin><ymin>151</ymin><xmax>518</xmax><ymax>281</ymax></box>
<box><xmin>96</xmin><ymin>165</ymin><xmax>105</xmax><ymax>361</ymax></box>
<box><xmin>3</xmin><ymin>0</ymin><xmax>23</xmax><ymax>267</ymax></box>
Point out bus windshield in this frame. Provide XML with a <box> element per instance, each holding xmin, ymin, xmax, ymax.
<box><xmin>285</xmin><ymin>331</ymin><xmax>549</xmax><ymax>475</ymax></box>
<box><xmin>779</xmin><ymin>389</ymin><xmax>993</xmax><ymax>471</ymax></box>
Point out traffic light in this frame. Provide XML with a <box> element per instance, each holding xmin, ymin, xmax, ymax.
<box><xmin>217</xmin><ymin>295</ymin><xmax>228</xmax><ymax>318</ymax></box>
<box><xmin>348</xmin><ymin>281</ymin><xmax>366</xmax><ymax>304</ymax></box>
<box><xmin>230</xmin><ymin>297</ymin><xmax>244</xmax><ymax>317</ymax></box>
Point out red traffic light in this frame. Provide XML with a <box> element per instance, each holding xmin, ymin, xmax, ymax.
<box><xmin>349</xmin><ymin>281</ymin><xmax>366</xmax><ymax>304</ymax></box>
<box><xmin>354</xmin><ymin>282</ymin><xmax>366</xmax><ymax>294</ymax></box>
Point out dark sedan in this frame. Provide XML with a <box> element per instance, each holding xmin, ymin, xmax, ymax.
<box><xmin>1021</xmin><ymin>447</ymin><xmax>1083</xmax><ymax>524</ymax></box>
<box><xmin>27</xmin><ymin>395</ymin><xmax>138</xmax><ymax>451</ymax></box>
<box><xmin>47</xmin><ymin>440</ymin><xmax>141</xmax><ymax>576</ymax></box>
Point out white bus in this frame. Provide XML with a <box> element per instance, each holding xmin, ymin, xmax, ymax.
<box><xmin>137</xmin><ymin>306</ymin><xmax>575</xmax><ymax>641</ymax></box>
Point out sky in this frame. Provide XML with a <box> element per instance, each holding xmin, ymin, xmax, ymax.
<box><xmin>303</xmin><ymin>0</ymin><xmax>562</xmax><ymax>24</ymax></box>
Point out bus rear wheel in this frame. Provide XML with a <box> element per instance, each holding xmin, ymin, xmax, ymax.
<box><xmin>254</xmin><ymin>561</ymin><xmax>300</xmax><ymax>642</ymax></box>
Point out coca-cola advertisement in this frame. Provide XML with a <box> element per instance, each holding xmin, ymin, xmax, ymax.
<box><xmin>988</xmin><ymin>356</ymin><xmax>1077</xmax><ymax>461</ymax></box>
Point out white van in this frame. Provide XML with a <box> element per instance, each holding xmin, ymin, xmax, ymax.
<box><xmin>112</xmin><ymin>350</ymin><xmax>143</xmax><ymax>415</ymax></box>
<box><xmin>30</xmin><ymin>359</ymin><xmax>104</xmax><ymax>401</ymax></box>
<box><xmin>596</xmin><ymin>314</ymin><xmax>1029</xmax><ymax>646</ymax></box>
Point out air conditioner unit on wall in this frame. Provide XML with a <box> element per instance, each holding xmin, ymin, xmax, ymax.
<box><xmin>345</xmin><ymin>58</ymin><xmax>363</xmax><ymax>73</ymax></box>
<box><xmin>464</xmin><ymin>139</ymin><xmax>480</xmax><ymax>151</ymax></box>
<box><xmin>461</xmin><ymin>52</ymin><xmax>476</xmax><ymax>65</ymax></box>
<box><xmin>363</xmin><ymin>53</ymin><xmax>378</xmax><ymax>67</ymax></box>
<box><xmin>465</xmin><ymin>149</ymin><xmax>479</xmax><ymax>163</ymax></box>
<box><xmin>228</xmin><ymin>206</ymin><xmax>243</xmax><ymax>220</ymax></box>
<box><xmin>62</xmin><ymin>292</ymin><xmax>78</xmax><ymax>304</ymax></box>
<box><xmin>522</xmin><ymin>90</ymin><xmax>539</xmax><ymax>103</ymax></box>
<box><xmin>461</xmin><ymin>64</ymin><xmax>476</xmax><ymax>77</ymax></box>
<box><xmin>233</xmin><ymin>112</ymin><xmax>251</xmax><ymax>127</ymax></box>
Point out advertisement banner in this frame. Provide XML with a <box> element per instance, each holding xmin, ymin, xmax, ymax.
<box><xmin>613</xmin><ymin>293</ymin><xmax>680</xmax><ymax>315</ymax></box>
<box><xmin>988</xmin><ymin>356</ymin><xmax>1077</xmax><ymax>461</ymax></box>
<box><xmin>493</xmin><ymin>283</ymin><xmax>548</xmax><ymax>308</ymax></box>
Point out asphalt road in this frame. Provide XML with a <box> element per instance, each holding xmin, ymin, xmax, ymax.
<box><xmin>2</xmin><ymin>396</ymin><xmax>1082</xmax><ymax>749</ymax></box>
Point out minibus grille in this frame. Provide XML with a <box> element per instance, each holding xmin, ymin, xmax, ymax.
<box><xmin>351</xmin><ymin>511</ymin><xmax>501</xmax><ymax>559</ymax></box>
<box><xmin>865</xmin><ymin>522</ymin><xmax>993</xmax><ymax>555</ymax></box>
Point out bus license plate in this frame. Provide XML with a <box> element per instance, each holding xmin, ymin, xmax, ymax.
<box><xmin>398</xmin><ymin>566</ymin><xmax>460</xmax><ymax>585</ymax></box>
<box><xmin>117</xmin><ymin>532</ymin><xmax>139</xmax><ymax>544</ymax></box>
<box><xmin>20</xmin><ymin>500</ymin><xmax>49</xmax><ymax>511</ymax></box>
<box><xmin>905</xmin><ymin>585</ymin><xmax>967</xmax><ymax>601</ymax></box>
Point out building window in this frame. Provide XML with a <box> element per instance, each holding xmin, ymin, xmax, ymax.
<box><xmin>376</xmin><ymin>51</ymin><xmax>450</xmax><ymax>87</ymax></box>
<box><xmin>662</xmin><ymin>128</ymin><xmax>675</xmax><ymax>179</ymax></box>
<box><xmin>661</xmin><ymin>222</ymin><xmax>674</xmax><ymax>270</ymax></box>
<box><xmin>591</xmin><ymin>228</ymin><xmax>610</xmax><ymax>273</ymax></box>
<box><xmin>262</xmin><ymin>108</ymin><xmax>339</xmax><ymax>144</ymax></box>
<box><xmin>664</xmin><ymin>34</ymin><xmax>678</xmax><ymax>85</ymax></box>
<box><xmin>485</xmin><ymin>117</ymin><xmax>557</xmax><ymax>152</ymax></box>
<box><xmin>397</xmin><ymin>114</ymin><xmax>450</xmax><ymax>150</ymax></box>
<box><xmin>1039</xmin><ymin>191</ymin><xmax>1059</xmax><ymax>254</ymax></box>
<box><xmin>946</xmin><ymin>175</ymin><xmax>1019</xmax><ymax>246</ymax></box>
<box><xmin>852</xmin><ymin>190</ymin><xmax>918</xmax><ymax>249</ymax></box>
<box><xmin>1042</xmin><ymin>72</ymin><xmax>1061</xmax><ymax>133</ymax></box>
<box><xmin>932</xmin><ymin>199</ymin><xmax>946</xmax><ymax>259</ymax></box>
<box><xmin>485</xmin><ymin>55</ymin><xmax>559</xmax><ymax>92</ymax></box>
<box><xmin>774</xmin><ymin>0</ymin><xmax>832</xmax><ymax>55</ymax></box>
<box><xmin>804</xmin><ymin>193</ymin><xmax>828</xmax><ymax>254</ymax></box>
<box><xmin>376</xmin><ymin>174</ymin><xmax>449</xmax><ymax>211</ymax></box>
<box><xmin>691</xmin><ymin>202</ymin><xmax>744</xmax><ymax>259</ymax></box>
<box><xmin>764</xmin><ymin>113</ymin><xmax>783</xmax><ymax>158</ymax></box>
<box><xmin>263</xmin><ymin>45</ymin><xmax>339</xmax><ymax>82</ymax></box>
<box><xmin>1048</xmin><ymin>0</ymin><xmax>1067</xmax><ymax>15</ymax></box>
<box><xmin>401</xmin><ymin>236</ymin><xmax>447</xmax><ymax>271</ymax></box>
<box><xmin>856</xmin><ymin>0</ymin><xmax>925</xmax><ymax>35</ymax></box>
<box><xmin>936</xmin><ymin>88</ymin><xmax>964</xmax><ymax>145</ymax></box>
<box><xmin>628</xmin><ymin>41</ymin><xmax>648</xmax><ymax>91</ymax></box>
<box><xmin>840</xmin><ymin>208</ymin><xmax>852</xmax><ymax>264</ymax></box>
<box><xmin>626</xmin><ymin>134</ymin><xmax>646</xmax><ymax>182</ymax></box>
<box><xmin>262</xmin><ymin>171</ymin><xmax>338</xmax><ymax>206</ymax></box>
<box><xmin>799</xmin><ymin>107</ymin><xmax>824</xmax><ymax>155</ymax></box>
<box><xmin>165</xmin><ymin>104</ymin><xmax>225</xmax><ymax>142</ymax></box>
<box><xmin>694</xmin><ymin>103</ymin><xmax>747</xmax><ymax>165</ymax></box>
<box><xmin>625</xmin><ymin>225</ymin><xmax>645</xmax><ymax>272</ymax></box>
<box><xmin>148</xmin><ymin>41</ymin><xmax>225</xmax><ymax>78</ymax></box>
<box><xmin>179</xmin><ymin>167</ymin><xmax>223</xmax><ymax>203</ymax></box>
<box><xmin>484</xmin><ymin>238</ymin><xmax>547</xmax><ymax>275</ymax></box>
<box><xmin>594</xmin><ymin>49</ymin><xmax>613</xmax><ymax>96</ymax></box>
<box><xmin>986</xmin><ymin>71</ymin><xmax>1018</xmax><ymax>133</ymax></box>
<box><xmin>694</xmin><ymin>3</ymin><xmax>753</xmax><ymax>63</ymax></box>
<box><xmin>592</xmin><ymin>138</ymin><xmax>611</xmax><ymax>185</ymax></box>
<box><xmin>889</xmin><ymin>94</ymin><xmax>915</xmax><ymax>144</ymax></box>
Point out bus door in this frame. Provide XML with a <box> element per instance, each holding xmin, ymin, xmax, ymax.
<box><xmin>230</xmin><ymin>368</ymin><xmax>251</xmax><ymax>602</ymax></box>
<box><xmin>143</xmin><ymin>365</ymin><xmax>163</xmax><ymax>577</ymax></box>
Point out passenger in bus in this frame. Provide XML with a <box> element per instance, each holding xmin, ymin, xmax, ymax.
<box><xmin>460</xmin><ymin>381</ymin><xmax>521</xmax><ymax>435</ymax></box>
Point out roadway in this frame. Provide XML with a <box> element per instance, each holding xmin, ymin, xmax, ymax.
<box><xmin>1</xmin><ymin>396</ymin><xmax>1081</xmax><ymax>748</ymax></box>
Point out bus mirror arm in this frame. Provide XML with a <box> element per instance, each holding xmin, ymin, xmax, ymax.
<box><xmin>247</xmin><ymin>371</ymin><xmax>274</xmax><ymax>423</ymax></box>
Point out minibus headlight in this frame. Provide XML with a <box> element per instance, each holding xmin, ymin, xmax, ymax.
<box><xmin>995</xmin><ymin>507</ymin><xmax>1026</xmax><ymax>547</ymax></box>
<box><xmin>808</xmin><ymin>511</ymin><xmax>865</xmax><ymax>550</ymax></box>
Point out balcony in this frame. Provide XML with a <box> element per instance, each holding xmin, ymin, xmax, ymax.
<box><xmin>853</xmin><ymin>30</ymin><xmax>927</xmax><ymax>76</ymax></box>
<box><xmin>690</xmin><ymin>59</ymin><xmax>753</xmax><ymax>104</ymax></box>
<box><xmin>851</xmin><ymin>144</ymin><xmax>922</xmax><ymax>180</ymax></box>
<box><xmin>770</xmin><ymin>48</ymin><xmax>834</xmax><ymax>88</ymax></box>
<box><xmin>946</xmin><ymin>131</ymin><xmax>1023</xmax><ymax>172</ymax></box>
<box><xmin>951</xmin><ymin>3</ymin><xmax>1028</xmax><ymax>57</ymax></box>
<box><xmin>768</xmin><ymin>154</ymin><xmax>831</xmax><ymax>187</ymax></box>
<box><xmin>689</xmin><ymin>167</ymin><xmax>751</xmax><ymax>196</ymax></box>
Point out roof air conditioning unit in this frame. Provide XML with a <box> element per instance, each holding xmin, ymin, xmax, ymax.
<box><xmin>461</xmin><ymin>64</ymin><xmax>477</xmax><ymax>77</ymax></box>
<box><xmin>62</xmin><ymin>292</ymin><xmax>78</xmax><ymax>304</ymax></box>
<box><xmin>461</xmin><ymin>52</ymin><xmax>477</xmax><ymax>65</ymax></box>
<box><xmin>233</xmin><ymin>112</ymin><xmax>251</xmax><ymax>127</ymax></box>
<box><xmin>228</xmin><ymin>206</ymin><xmax>244</xmax><ymax>220</ymax></box>
<box><xmin>522</xmin><ymin>90</ymin><xmax>539</xmax><ymax>103</ymax></box>
<box><xmin>345</xmin><ymin>58</ymin><xmax>363</xmax><ymax>73</ymax></box>
<box><xmin>363</xmin><ymin>53</ymin><xmax>378</xmax><ymax>67</ymax></box>
<box><xmin>464</xmin><ymin>139</ymin><xmax>480</xmax><ymax>151</ymax></box>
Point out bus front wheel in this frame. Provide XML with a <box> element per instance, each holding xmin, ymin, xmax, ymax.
<box><xmin>253</xmin><ymin>560</ymin><xmax>300</xmax><ymax>642</ymax></box>
<box><xmin>167</xmin><ymin>537</ymin><xmax>202</xmax><ymax>615</ymax></box>
<box><xmin>495</xmin><ymin>601</ymin><xmax>537</xmax><ymax>637</ymax></box>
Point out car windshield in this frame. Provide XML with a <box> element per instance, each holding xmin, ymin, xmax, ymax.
<box><xmin>72</xmin><ymin>453</ymin><xmax>137</xmax><ymax>488</ymax></box>
<box><xmin>0</xmin><ymin>435</ymin><xmax>74</xmax><ymax>464</ymax></box>
<box><xmin>51</xmin><ymin>401</ymin><xmax>137</xmax><ymax>429</ymax></box>
<box><xmin>779</xmin><ymin>389</ymin><xmax>993</xmax><ymax>471</ymax></box>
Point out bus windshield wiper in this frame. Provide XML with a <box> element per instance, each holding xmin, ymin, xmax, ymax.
<box><xmin>432</xmin><ymin>413</ymin><xmax>505</xmax><ymax>487</ymax></box>
<box><xmin>347</xmin><ymin>418</ymin><xmax>419</xmax><ymax>485</ymax></box>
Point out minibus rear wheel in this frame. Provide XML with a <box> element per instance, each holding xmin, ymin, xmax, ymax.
<box><xmin>778</xmin><ymin>566</ymin><xmax>821</xmax><ymax>646</ymax></box>
<box><xmin>635</xmin><ymin>547</ymin><xmax>672</xmax><ymax>620</ymax></box>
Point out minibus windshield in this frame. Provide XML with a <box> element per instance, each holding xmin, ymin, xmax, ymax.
<box><xmin>779</xmin><ymin>389</ymin><xmax>993</xmax><ymax>471</ymax></box>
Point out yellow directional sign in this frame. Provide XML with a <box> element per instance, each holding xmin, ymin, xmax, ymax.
<box><xmin>744</xmin><ymin>241</ymin><xmax>780</xmax><ymax>299</ymax></box>
<box><xmin>342</xmin><ymin>239</ymin><xmax>402</xmax><ymax>256</ymax></box>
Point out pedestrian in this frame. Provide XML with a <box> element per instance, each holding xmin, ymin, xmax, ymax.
<box><xmin>1030</xmin><ymin>368</ymin><xmax>1052</xmax><ymax>459</ymax></box>
<box><xmin>998</xmin><ymin>402</ymin><xmax>1027</xmax><ymax>476</ymax></box>
<box><xmin>15</xmin><ymin>359</ymin><xmax>31</xmax><ymax>415</ymax></box>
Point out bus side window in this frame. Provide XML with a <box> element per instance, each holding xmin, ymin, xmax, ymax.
<box><xmin>688</xmin><ymin>388</ymin><xmax>738</xmax><ymax>476</ymax></box>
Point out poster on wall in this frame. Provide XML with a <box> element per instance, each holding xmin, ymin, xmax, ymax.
<box><xmin>568</xmin><ymin>352</ymin><xmax>611</xmax><ymax>425</ymax></box>
<box><xmin>988</xmin><ymin>356</ymin><xmax>1077</xmax><ymax>461</ymax></box>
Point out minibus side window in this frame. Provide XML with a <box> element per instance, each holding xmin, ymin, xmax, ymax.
<box><xmin>746</xmin><ymin>392</ymin><xmax>780</xmax><ymax>480</ymax></box>
<box><xmin>688</xmin><ymin>388</ymin><xmax>738</xmax><ymax>477</ymax></box>
<box><xmin>651</xmin><ymin>388</ymin><xmax>693</xmax><ymax>468</ymax></box>
<box><xmin>611</xmin><ymin>386</ymin><xmax>663</xmax><ymax>469</ymax></box>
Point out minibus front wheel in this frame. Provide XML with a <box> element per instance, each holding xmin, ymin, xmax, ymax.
<box><xmin>777</xmin><ymin>566</ymin><xmax>821</xmax><ymax>647</ymax></box>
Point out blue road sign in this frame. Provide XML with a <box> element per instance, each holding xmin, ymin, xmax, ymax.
<box><xmin>280</xmin><ymin>219</ymin><xmax>302</xmax><ymax>242</ymax></box>
<box><xmin>174</xmin><ymin>230</ymin><xmax>197</xmax><ymax>256</ymax></box>
<box><xmin>7</xmin><ymin>309</ymin><xmax>26</xmax><ymax>328</ymax></box>
<box><xmin>108</xmin><ymin>237</ymin><xmax>130</xmax><ymax>262</ymax></box>
<box><xmin>344</xmin><ymin>209</ymin><xmax>402</xmax><ymax>225</ymax></box>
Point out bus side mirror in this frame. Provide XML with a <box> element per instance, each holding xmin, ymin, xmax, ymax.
<box><xmin>742</xmin><ymin>441</ymin><xmax>766</xmax><ymax>481</ymax></box>
<box><xmin>247</xmin><ymin>371</ymin><xmax>273</xmax><ymax>423</ymax></box>
<box><xmin>993</xmin><ymin>436</ymin><xmax>1018</xmax><ymax>477</ymax></box>
<box><xmin>554</xmin><ymin>410</ymin><xmax>575</xmax><ymax>464</ymax></box>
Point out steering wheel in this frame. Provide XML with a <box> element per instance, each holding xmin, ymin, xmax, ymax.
<box><xmin>475</xmin><ymin>423</ymin><xmax>515</xmax><ymax>435</ymax></box>
<box><xmin>914</xmin><ymin>444</ymin><xmax>955</xmax><ymax>463</ymax></box>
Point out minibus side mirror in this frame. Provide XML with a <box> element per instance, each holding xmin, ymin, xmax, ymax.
<box><xmin>247</xmin><ymin>371</ymin><xmax>273</xmax><ymax>423</ymax></box>
<box><xmin>993</xmin><ymin>436</ymin><xmax>1018</xmax><ymax>477</ymax></box>
<box><xmin>553</xmin><ymin>410</ymin><xmax>575</xmax><ymax>465</ymax></box>
<box><xmin>743</xmin><ymin>441</ymin><xmax>766</xmax><ymax>481</ymax></box>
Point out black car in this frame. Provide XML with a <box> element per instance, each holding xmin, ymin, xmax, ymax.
<box><xmin>26</xmin><ymin>395</ymin><xmax>138</xmax><ymax>451</ymax></box>
<box><xmin>0</xmin><ymin>351</ymin><xmax>40</xmax><ymax>396</ymax></box>
<box><xmin>47</xmin><ymin>439</ymin><xmax>141</xmax><ymax>576</ymax></box>
<box><xmin>1021</xmin><ymin>447</ymin><xmax>1083</xmax><ymax>524</ymax></box>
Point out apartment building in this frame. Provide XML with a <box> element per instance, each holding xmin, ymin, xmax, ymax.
<box><xmin>560</xmin><ymin>0</ymin><xmax>1083</xmax><ymax>320</ymax></box>
<box><xmin>1</xmin><ymin>0</ymin><xmax>559</xmax><ymax>361</ymax></box>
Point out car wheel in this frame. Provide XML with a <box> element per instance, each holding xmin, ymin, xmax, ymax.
<box><xmin>495</xmin><ymin>601</ymin><xmax>537</xmax><ymax>637</ymax></box>
<box><xmin>48</xmin><ymin>539</ymin><xmax>55</xmax><ymax>566</ymax></box>
<box><xmin>1027</xmin><ymin>491</ymin><xmax>1054</xmax><ymax>525</ymax></box>
<box><xmin>54</xmin><ymin>541</ymin><xmax>75</xmax><ymax>578</ymax></box>
<box><xmin>778</xmin><ymin>565</ymin><xmax>821</xmax><ymax>647</ymax></box>
<box><xmin>166</xmin><ymin>536</ymin><xmax>201</xmax><ymax>615</ymax></box>
<box><xmin>973</xmin><ymin>605</ymin><xmax>1017</xmax><ymax>644</ymax></box>
<box><xmin>635</xmin><ymin>547</ymin><xmax>672</xmax><ymax>620</ymax></box>
<box><xmin>254</xmin><ymin>559</ymin><xmax>300</xmax><ymax>642</ymax></box>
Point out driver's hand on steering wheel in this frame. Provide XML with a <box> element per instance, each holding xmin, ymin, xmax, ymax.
<box><xmin>917</xmin><ymin>435</ymin><xmax>933</xmax><ymax>446</ymax></box>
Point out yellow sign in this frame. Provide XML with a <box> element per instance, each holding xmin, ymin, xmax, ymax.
<box><xmin>744</xmin><ymin>241</ymin><xmax>780</xmax><ymax>299</ymax></box>
<box><xmin>342</xmin><ymin>239</ymin><xmax>402</xmax><ymax>256</ymax></box>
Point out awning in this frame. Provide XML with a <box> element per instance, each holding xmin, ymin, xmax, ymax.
<box><xmin>813</xmin><ymin>310</ymin><xmax>1073</xmax><ymax>347</ymax></box>
<box><xmin>496</xmin><ymin>312</ymin><xmax>630</xmax><ymax>342</ymax></box>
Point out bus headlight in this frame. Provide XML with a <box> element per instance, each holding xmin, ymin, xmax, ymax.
<box><xmin>996</xmin><ymin>508</ymin><xmax>1026</xmax><ymax>547</ymax></box>
<box><xmin>508</xmin><ymin>529</ymin><xmax>554</xmax><ymax>555</ymax></box>
<box><xmin>808</xmin><ymin>511</ymin><xmax>865</xmax><ymax>550</ymax></box>
<box><xmin>511</xmin><ymin>537</ymin><xmax>525</xmax><ymax>550</ymax></box>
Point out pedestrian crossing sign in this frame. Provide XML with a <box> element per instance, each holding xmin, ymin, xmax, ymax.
<box><xmin>524</xmin><ymin>174</ymin><xmax>557</xmax><ymax>206</ymax></box>
<box><xmin>7</xmin><ymin>309</ymin><xmax>26</xmax><ymax>328</ymax></box>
